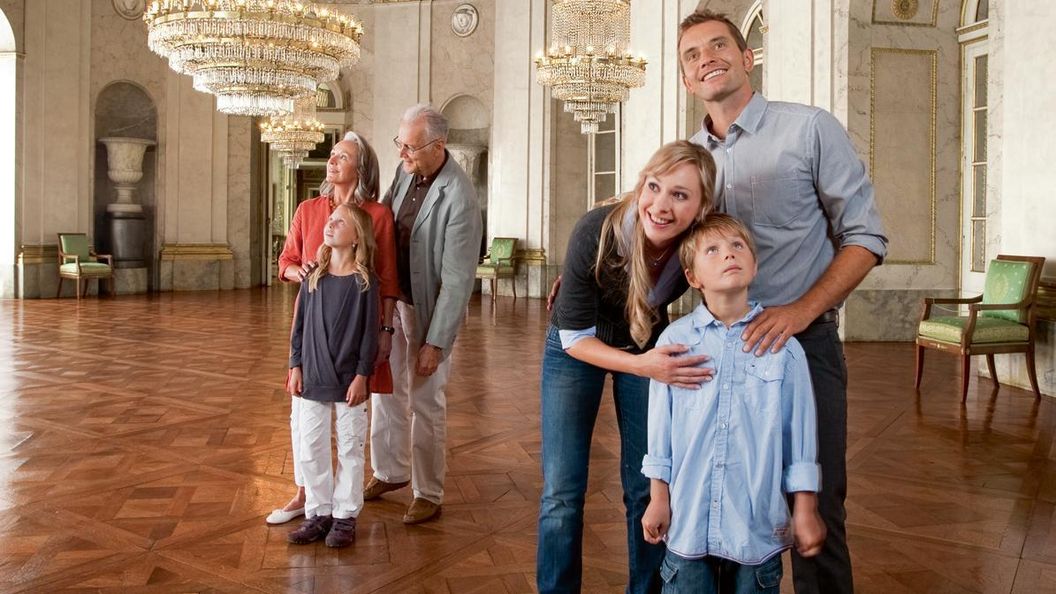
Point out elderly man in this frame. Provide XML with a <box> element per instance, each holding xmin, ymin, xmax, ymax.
<box><xmin>364</xmin><ymin>104</ymin><xmax>482</xmax><ymax>524</ymax></box>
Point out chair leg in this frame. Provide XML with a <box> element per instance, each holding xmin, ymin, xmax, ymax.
<box><xmin>914</xmin><ymin>344</ymin><xmax>924</xmax><ymax>389</ymax></box>
<box><xmin>56</xmin><ymin>277</ymin><xmax>63</xmax><ymax>299</ymax></box>
<box><xmin>511</xmin><ymin>276</ymin><xmax>517</xmax><ymax>301</ymax></box>
<box><xmin>77</xmin><ymin>279</ymin><xmax>84</xmax><ymax>300</ymax></box>
<box><xmin>490</xmin><ymin>279</ymin><xmax>497</xmax><ymax>304</ymax></box>
<box><xmin>961</xmin><ymin>354</ymin><xmax>971</xmax><ymax>403</ymax></box>
<box><xmin>1026</xmin><ymin>347</ymin><xmax>1042</xmax><ymax>400</ymax></box>
<box><xmin>986</xmin><ymin>354</ymin><xmax>998</xmax><ymax>389</ymax></box>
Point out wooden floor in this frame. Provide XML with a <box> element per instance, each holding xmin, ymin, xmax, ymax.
<box><xmin>1</xmin><ymin>287</ymin><xmax>1055</xmax><ymax>593</ymax></box>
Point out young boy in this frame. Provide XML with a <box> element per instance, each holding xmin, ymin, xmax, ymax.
<box><xmin>641</xmin><ymin>213</ymin><xmax>825</xmax><ymax>593</ymax></box>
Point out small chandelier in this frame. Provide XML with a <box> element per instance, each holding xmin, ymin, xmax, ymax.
<box><xmin>144</xmin><ymin>0</ymin><xmax>363</xmax><ymax>116</ymax></box>
<box><xmin>260</xmin><ymin>94</ymin><xmax>326</xmax><ymax>168</ymax></box>
<box><xmin>535</xmin><ymin>0</ymin><xmax>646</xmax><ymax>134</ymax></box>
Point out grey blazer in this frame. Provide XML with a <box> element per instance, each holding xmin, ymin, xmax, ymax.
<box><xmin>384</xmin><ymin>152</ymin><xmax>483</xmax><ymax>358</ymax></box>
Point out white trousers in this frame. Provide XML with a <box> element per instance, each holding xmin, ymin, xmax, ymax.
<box><xmin>297</xmin><ymin>398</ymin><xmax>367</xmax><ymax>520</ymax></box>
<box><xmin>369</xmin><ymin>301</ymin><xmax>452</xmax><ymax>504</ymax></box>
<box><xmin>289</xmin><ymin>396</ymin><xmax>304</xmax><ymax>487</ymax></box>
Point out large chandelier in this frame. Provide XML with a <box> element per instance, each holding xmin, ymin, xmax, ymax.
<box><xmin>144</xmin><ymin>0</ymin><xmax>363</xmax><ymax>116</ymax></box>
<box><xmin>260</xmin><ymin>94</ymin><xmax>326</xmax><ymax>168</ymax></box>
<box><xmin>535</xmin><ymin>0</ymin><xmax>646</xmax><ymax>134</ymax></box>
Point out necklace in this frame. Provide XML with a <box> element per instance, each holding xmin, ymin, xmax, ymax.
<box><xmin>648</xmin><ymin>246</ymin><xmax>670</xmax><ymax>268</ymax></box>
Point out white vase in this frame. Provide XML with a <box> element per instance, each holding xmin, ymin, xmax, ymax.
<box><xmin>99</xmin><ymin>136</ymin><xmax>155</xmax><ymax>214</ymax></box>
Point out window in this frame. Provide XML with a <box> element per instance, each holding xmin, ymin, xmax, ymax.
<box><xmin>958</xmin><ymin>0</ymin><xmax>990</xmax><ymax>292</ymax></box>
<box><xmin>742</xmin><ymin>4</ymin><xmax>765</xmax><ymax>93</ymax></box>
<box><xmin>587</xmin><ymin>106</ymin><xmax>621</xmax><ymax>207</ymax></box>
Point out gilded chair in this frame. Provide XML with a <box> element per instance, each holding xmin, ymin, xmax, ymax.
<box><xmin>476</xmin><ymin>237</ymin><xmax>518</xmax><ymax>303</ymax></box>
<box><xmin>915</xmin><ymin>255</ymin><xmax>1045</xmax><ymax>402</ymax></box>
<box><xmin>57</xmin><ymin>233</ymin><xmax>114</xmax><ymax>300</ymax></box>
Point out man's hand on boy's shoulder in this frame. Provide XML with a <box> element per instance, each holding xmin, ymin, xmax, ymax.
<box><xmin>741</xmin><ymin>302</ymin><xmax>815</xmax><ymax>356</ymax></box>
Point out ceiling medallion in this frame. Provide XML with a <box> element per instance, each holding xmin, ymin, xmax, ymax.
<box><xmin>535</xmin><ymin>0</ymin><xmax>646</xmax><ymax>135</ymax></box>
<box><xmin>891</xmin><ymin>0</ymin><xmax>919</xmax><ymax>20</ymax></box>
<box><xmin>451</xmin><ymin>4</ymin><xmax>478</xmax><ymax>38</ymax></box>
<box><xmin>143</xmin><ymin>0</ymin><xmax>363</xmax><ymax>117</ymax></box>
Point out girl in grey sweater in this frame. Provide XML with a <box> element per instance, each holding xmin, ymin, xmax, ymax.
<box><xmin>286</xmin><ymin>203</ymin><xmax>379</xmax><ymax>548</ymax></box>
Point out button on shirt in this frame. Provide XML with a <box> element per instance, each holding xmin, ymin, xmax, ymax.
<box><xmin>689</xmin><ymin>93</ymin><xmax>888</xmax><ymax>308</ymax></box>
<box><xmin>641</xmin><ymin>302</ymin><xmax>820</xmax><ymax>564</ymax></box>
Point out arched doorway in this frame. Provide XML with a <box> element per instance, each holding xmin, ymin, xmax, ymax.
<box><xmin>0</xmin><ymin>9</ymin><xmax>16</xmax><ymax>298</ymax></box>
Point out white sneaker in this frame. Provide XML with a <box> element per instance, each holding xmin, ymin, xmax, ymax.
<box><xmin>265</xmin><ymin>506</ymin><xmax>305</xmax><ymax>525</ymax></box>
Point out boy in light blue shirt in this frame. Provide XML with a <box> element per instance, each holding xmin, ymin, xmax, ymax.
<box><xmin>641</xmin><ymin>214</ymin><xmax>825</xmax><ymax>593</ymax></box>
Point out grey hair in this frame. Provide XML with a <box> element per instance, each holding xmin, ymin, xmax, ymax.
<box><xmin>400</xmin><ymin>103</ymin><xmax>449</xmax><ymax>141</ymax></box>
<box><xmin>318</xmin><ymin>131</ymin><xmax>381</xmax><ymax>203</ymax></box>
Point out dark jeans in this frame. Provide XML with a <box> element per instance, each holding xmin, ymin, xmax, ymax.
<box><xmin>537</xmin><ymin>325</ymin><xmax>664</xmax><ymax>594</ymax></box>
<box><xmin>659</xmin><ymin>552</ymin><xmax>782</xmax><ymax>594</ymax></box>
<box><xmin>790</xmin><ymin>320</ymin><xmax>853</xmax><ymax>593</ymax></box>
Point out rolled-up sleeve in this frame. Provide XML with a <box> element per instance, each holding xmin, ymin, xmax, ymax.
<box><xmin>781</xmin><ymin>341</ymin><xmax>821</xmax><ymax>493</ymax></box>
<box><xmin>642</xmin><ymin>336</ymin><xmax>675</xmax><ymax>483</ymax></box>
<box><xmin>811</xmin><ymin>110</ymin><xmax>888</xmax><ymax>263</ymax></box>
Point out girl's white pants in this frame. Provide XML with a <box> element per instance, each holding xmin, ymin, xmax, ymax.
<box><xmin>296</xmin><ymin>398</ymin><xmax>367</xmax><ymax>520</ymax></box>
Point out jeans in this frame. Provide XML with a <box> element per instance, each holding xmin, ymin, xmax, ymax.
<box><xmin>790</xmin><ymin>320</ymin><xmax>853</xmax><ymax>593</ymax></box>
<box><xmin>659</xmin><ymin>552</ymin><xmax>782</xmax><ymax>594</ymax></box>
<box><xmin>537</xmin><ymin>326</ymin><xmax>664</xmax><ymax>594</ymax></box>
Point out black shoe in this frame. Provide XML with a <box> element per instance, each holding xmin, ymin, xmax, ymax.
<box><xmin>287</xmin><ymin>515</ymin><xmax>333</xmax><ymax>544</ymax></box>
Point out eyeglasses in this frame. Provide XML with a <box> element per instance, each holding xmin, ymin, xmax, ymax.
<box><xmin>392</xmin><ymin>136</ymin><xmax>441</xmax><ymax>155</ymax></box>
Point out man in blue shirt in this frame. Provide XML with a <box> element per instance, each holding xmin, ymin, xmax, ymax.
<box><xmin>679</xmin><ymin>10</ymin><xmax>888</xmax><ymax>594</ymax></box>
<box><xmin>642</xmin><ymin>213</ymin><xmax>825</xmax><ymax>593</ymax></box>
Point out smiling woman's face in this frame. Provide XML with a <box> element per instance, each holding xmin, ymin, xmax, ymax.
<box><xmin>637</xmin><ymin>162</ymin><xmax>705</xmax><ymax>250</ymax></box>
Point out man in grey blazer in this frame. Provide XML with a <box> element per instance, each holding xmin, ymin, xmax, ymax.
<box><xmin>365</xmin><ymin>104</ymin><xmax>482</xmax><ymax>524</ymax></box>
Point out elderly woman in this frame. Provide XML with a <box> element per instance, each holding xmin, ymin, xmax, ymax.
<box><xmin>266</xmin><ymin>132</ymin><xmax>399</xmax><ymax>526</ymax></box>
<box><xmin>538</xmin><ymin>141</ymin><xmax>717</xmax><ymax>593</ymax></box>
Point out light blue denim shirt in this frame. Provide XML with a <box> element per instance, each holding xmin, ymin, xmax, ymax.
<box><xmin>689</xmin><ymin>93</ymin><xmax>888</xmax><ymax>308</ymax></box>
<box><xmin>641</xmin><ymin>302</ymin><xmax>820</xmax><ymax>564</ymax></box>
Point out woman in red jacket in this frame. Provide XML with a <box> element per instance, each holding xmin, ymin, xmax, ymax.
<box><xmin>267</xmin><ymin>132</ymin><xmax>399</xmax><ymax>526</ymax></box>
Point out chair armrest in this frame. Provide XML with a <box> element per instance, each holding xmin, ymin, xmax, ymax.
<box><xmin>924</xmin><ymin>295</ymin><xmax>982</xmax><ymax>305</ymax></box>
<box><xmin>969</xmin><ymin>302</ymin><xmax>1031</xmax><ymax>312</ymax></box>
<box><xmin>96</xmin><ymin>254</ymin><xmax>113</xmax><ymax>266</ymax></box>
<box><xmin>61</xmin><ymin>254</ymin><xmax>79</xmax><ymax>265</ymax></box>
<box><xmin>479</xmin><ymin>251</ymin><xmax>491</xmax><ymax>265</ymax></box>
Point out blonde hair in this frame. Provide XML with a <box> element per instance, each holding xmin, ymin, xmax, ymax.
<box><xmin>307</xmin><ymin>203</ymin><xmax>377</xmax><ymax>293</ymax></box>
<box><xmin>595</xmin><ymin>140</ymin><xmax>716</xmax><ymax>348</ymax></box>
<box><xmin>679</xmin><ymin>213</ymin><xmax>757</xmax><ymax>275</ymax></box>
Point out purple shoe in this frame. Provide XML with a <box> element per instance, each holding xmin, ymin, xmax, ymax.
<box><xmin>325</xmin><ymin>517</ymin><xmax>357</xmax><ymax>548</ymax></box>
<box><xmin>287</xmin><ymin>515</ymin><xmax>332</xmax><ymax>544</ymax></box>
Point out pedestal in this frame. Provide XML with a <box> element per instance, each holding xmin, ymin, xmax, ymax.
<box><xmin>109</xmin><ymin>210</ymin><xmax>146</xmax><ymax>268</ymax></box>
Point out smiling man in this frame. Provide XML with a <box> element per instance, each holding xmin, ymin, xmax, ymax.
<box><xmin>680</xmin><ymin>10</ymin><xmax>888</xmax><ymax>594</ymax></box>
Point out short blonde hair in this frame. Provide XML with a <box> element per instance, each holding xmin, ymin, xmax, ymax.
<box><xmin>679</xmin><ymin>213</ymin><xmax>756</xmax><ymax>274</ymax></box>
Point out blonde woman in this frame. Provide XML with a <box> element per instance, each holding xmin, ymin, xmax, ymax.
<box><xmin>286</xmin><ymin>203</ymin><xmax>378</xmax><ymax>548</ymax></box>
<box><xmin>538</xmin><ymin>141</ymin><xmax>717</xmax><ymax>594</ymax></box>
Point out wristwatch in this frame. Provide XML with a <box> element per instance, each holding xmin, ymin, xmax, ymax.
<box><xmin>381</xmin><ymin>325</ymin><xmax>396</xmax><ymax>334</ymax></box>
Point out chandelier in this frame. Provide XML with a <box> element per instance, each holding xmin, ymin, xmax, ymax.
<box><xmin>535</xmin><ymin>0</ymin><xmax>646</xmax><ymax>134</ymax></box>
<box><xmin>260</xmin><ymin>94</ymin><xmax>326</xmax><ymax>168</ymax></box>
<box><xmin>143</xmin><ymin>0</ymin><xmax>363</xmax><ymax>116</ymax></box>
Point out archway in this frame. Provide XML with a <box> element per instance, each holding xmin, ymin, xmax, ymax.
<box><xmin>0</xmin><ymin>9</ymin><xmax>16</xmax><ymax>298</ymax></box>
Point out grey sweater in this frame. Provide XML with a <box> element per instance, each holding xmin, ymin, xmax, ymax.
<box><xmin>290</xmin><ymin>273</ymin><xmax>379</xmax><ymax>402</ymax></box>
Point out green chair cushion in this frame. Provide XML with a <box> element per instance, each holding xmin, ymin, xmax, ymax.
<box><xmin>60</xmin><ymin>262</ymin><xmax>112</xmax><ymax>276</ymax></box>
<box><xmin>981</xmin><ymin>259</ymin><xmax>1033</xmax><ymax>323</ymax></box>
<box><xmin>476</xmin><ymin>264</ymin><xmax>515</xmax><ymax>278</ymax></box>
<box><xmin>59</xmin><ymin>234</ymin><xmax>92</xmax><ymax>260</ymax></box>
<box><xmin>918</xmin><ymin>315</ymin><xmax>1029</xmax><ymax>344</ymax></box>
<box><xmin>489</xmin><ymin>237</ymin><xmax>517</xmax><ymax>261</ymax></box>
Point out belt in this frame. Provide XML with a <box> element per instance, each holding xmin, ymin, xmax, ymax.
<box><xmin>809</xmin><ymin>308</ymin><xmax>839</xmax><ymax>328</ymax></box>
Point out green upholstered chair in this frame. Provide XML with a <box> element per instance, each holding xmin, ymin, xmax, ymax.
<box><xmin>57</xmin><ymin>233</ymin><xmax>114</xmax><ymax>300</ymax></box>
<box><xmin>915</xmin><ymin>255</ymin><xmax>1045</xmax><ymax>402</ymax></box>
<box><xmin>476</xmin><ymin>237</ymin><xmax>518</xmax><ymax>303</ymax></box>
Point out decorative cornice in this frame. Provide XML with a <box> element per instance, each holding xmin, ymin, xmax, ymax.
<box><xmin>517</xmin><ymin>248</ymin><xmax>547</xmax><ymax>265</ymax></box>
<box><xmin>18</xmin><ymin>245</ymin><xmax>59</xmax><ymax>265</ymax></box>
<box><xmin>160</xmin><ymin>244</ymin><xmax>234</xmax><ymax>261</ymax></box>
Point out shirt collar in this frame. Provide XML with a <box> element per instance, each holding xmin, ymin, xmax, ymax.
<box><xmin>691</xmin><ymin>300</ymin><xmax>764</xmax><ymax>330</ymax></box>
<box><xmin>700</xmin><ymin>92</ymin><xmax>768</xmax><ymax>143</ymax></box>
<box><xmin>413</xmin><ymin>151</ymin><xmax>449</xmax><ymax>188</ymax></box>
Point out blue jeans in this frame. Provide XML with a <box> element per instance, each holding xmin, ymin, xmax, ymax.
<box><xmin>790</xmin><ymin>321</ymin><xmax>853</xmax><ymax>593</ymax></box>
<box><xmin>537</xmin><ymin>326</ymin><xmax>664</xmax><ymax>594</ymax></box>
<box><xmin>660</xmin><ymin>552</ymin><xmax>782</xmax><ymax>594</ymax></box>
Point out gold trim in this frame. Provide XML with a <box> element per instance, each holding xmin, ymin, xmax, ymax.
<box><xmin>872</xmin><ymin>0</ymin><xmax>939</xmax><ymax>27</ymax></box>
<box><xmin>159</xmin><ymin>244</ymin><xmax>235</xmax><ymax>261</ymax></box>
<box><xmin>1038</xmin><ymin>280</ymin><xmax>1056</xmax><ymax>323</ymax></box>
<box><xmin>18</xmin><ymin>245</ymin><xmax>59</xmax><ymax>265</ymax></box>
<box><xmin>891</xmin><ymin>0</ymin><xmax>919</xmax><ymax>20</ymax></box>
<box><xmin>869</xmin><ymin>48</ymin><xmax>938</xmax><ymax>265</ymax></box>
<box><xmin>956</xmin><ymin>21</ymin><xmax>988</xmax><ymax>36</ymax></box>
<box><xmin>516</xmin><ymin>248</ymin><xmax>547</xmax><ymax>265</ymax></box>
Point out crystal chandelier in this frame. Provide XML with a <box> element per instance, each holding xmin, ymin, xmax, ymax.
<box><xmin>260</xmin><ymin>94</ymin><xmax>326</xmax><ymax>168</ymax></box>
<box><xmin>535</xmin><ymin>0</ymin><xmax>646</xmax><ymax>134</ymax></box>
<box><xmin>143</xmin><ymin>0</ymin><xmax>363</xmax><ymax>116</ymax></box>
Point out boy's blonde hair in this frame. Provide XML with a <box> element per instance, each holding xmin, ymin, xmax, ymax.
<box><xmin>307</xmin><ymin>203</ymin><xmax>376</xmax><ymax>293</ymax></box>
<box><xmin>679</xmin><ymin>213</ymin><xmax>756</xmax><ymax>274</ymax></box>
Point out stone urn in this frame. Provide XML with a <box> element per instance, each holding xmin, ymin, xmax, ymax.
<box><xmin>99</xmin><ymin>136</ymin><xmax>155</xmax><ymax>268</ymax></box>
<box><xmin>99</xmin><ymin>136</ymin><xmax>155</xmax><ymax>214</ymax></box>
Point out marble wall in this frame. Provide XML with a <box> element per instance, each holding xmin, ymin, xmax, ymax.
<box><xmin>0</xmin><ymin>2</ymin><xmax>17</xmax><ymax>298</ymax></box>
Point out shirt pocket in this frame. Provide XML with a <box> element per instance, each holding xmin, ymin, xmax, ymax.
<box><xmin>743</xmin><ymin>357</ymin><xmax>785</xmax><ymax>414</ymax></box>
<box><xmin>749</xmin><ymin>175</ymin><xmax>815</xmax><ymax>227</ymax></box>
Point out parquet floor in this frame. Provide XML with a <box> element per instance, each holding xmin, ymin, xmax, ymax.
<box><xmin>1</xmin><ymin>288</ymin><xmax>1055</xmax><ymax>593</ymax></box>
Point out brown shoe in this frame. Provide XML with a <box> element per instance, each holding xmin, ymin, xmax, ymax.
<box><xmin>402</xmin><ymin>498</ymin><xmax>441</xmax><ymax>524</ymax></box>
<box><xmin>325</xmin><ymin>517</ymin><xmax>356</xmax><ymax>548</ymax></box>
<box><xmin>363</xmin><ymin>477</ymin><xmax>410</xmax><ymax>500</ymax></box>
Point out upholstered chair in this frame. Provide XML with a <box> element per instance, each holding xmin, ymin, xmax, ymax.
<box><xmin>475</xmin><ymin>237</ymin><xmax>518</xmax><ymax>303</ymax></box>
<box><xmin>57</xmin><ymin>233</ymin><xmax>114</xmax><ymax>300</ymax></box>
<box><xmin>915</xmin><ymin>255</ymin><xmax>1045</xmax><ymax>402</ymax></box>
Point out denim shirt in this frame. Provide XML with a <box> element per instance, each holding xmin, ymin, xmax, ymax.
<box><xmin>641</xmin><ymin>302</ymin><xmax>820</xmax><ymax>564</ymax></box>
